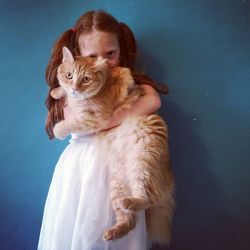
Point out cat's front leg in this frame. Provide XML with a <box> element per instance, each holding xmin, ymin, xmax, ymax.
<box><xmin>50</xmin><ymin>86</ymin><xmax>65</xmax><ymax>99</ymax></box>
<box><xmin>80</xmin><ymin>118</ymin><xmax>108</xmax><ymax>134</ymax></box>
<box><xmin>74</xmin><ymin>109</ymin><xmax>110</xmax><ymax>134</ymax></box>
<box><xmin>53</xmin><ymin>120</ymin><xmax>70</xmax><ymax>140</ymax></box>
<box><xmin>53</xmin><ymin>118</ymin><xmax>82</xmax><ymax>140</ymax></box>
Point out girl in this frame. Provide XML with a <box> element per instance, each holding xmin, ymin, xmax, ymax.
<box><xmin>38</xmin><ymin>10</ymin><xmax>168</xmax><ymax>250</ymax></box>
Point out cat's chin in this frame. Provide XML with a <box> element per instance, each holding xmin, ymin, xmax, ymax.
<box><xmin>70</xmin><ymin>90</ymin><xmax>86</xmax><ymax>99</ymax></box>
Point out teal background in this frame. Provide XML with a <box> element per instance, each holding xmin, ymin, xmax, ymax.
<box><xmin>0</xmin><ymin>0</ymin><xmax>249</xmax><ymax>249</ymax></box>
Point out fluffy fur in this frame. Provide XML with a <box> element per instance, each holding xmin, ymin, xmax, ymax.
<box><xmin>51</xmin><ymin>47</ymin><xmax>175</xmax><ymax>244</ymax></box>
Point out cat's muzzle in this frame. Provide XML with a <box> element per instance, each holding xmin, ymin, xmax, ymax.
<box><xmin>71</xmin><ymin>89</ymin><xmax>80</xmax><ymax>98</ymax></box>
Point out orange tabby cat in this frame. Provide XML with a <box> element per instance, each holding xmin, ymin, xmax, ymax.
<box><xmin>50</xmin><ymin>47</ymin><xmax>138</xmax><ymax>139</ymax></box>
<box><xmin>51</xmin><ymin>47</ymin><xmax>175</xmax><ymax>244</ymax></box>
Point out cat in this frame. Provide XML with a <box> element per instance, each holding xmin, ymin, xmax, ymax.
<box><xmin>51</xmin><ymin>46</ymin><xmax>175</xmax><ymax>244</ymax></box>
<box><xmin>50</xmin><ymin>48</ymin><xmax>140</xmax><ymax>139</ymax></box>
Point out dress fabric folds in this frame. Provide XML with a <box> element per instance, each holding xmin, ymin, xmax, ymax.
<box><xmin>38</xmin><ymin>133</ymin><xmax>149</xmax><ymax>250</ymax></box>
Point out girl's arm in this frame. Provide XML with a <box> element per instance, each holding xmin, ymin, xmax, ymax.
<box><xmin>104</xmin><ymin>84</ymin><xmax>161</xmax><ymax>130</ymax></box>
<box><xmin>63</xmin><ymin>84</ymin><xmax>161</xmax><ymax>129</ymax></box>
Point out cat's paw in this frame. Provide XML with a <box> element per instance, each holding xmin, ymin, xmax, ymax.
<box><xmin>50</xmin><ymin>89</ymin><xmax>58</xmax><ymax>99</ymax></box>
<box><xmin>103</xmin><ymin>228</ymin><xmax>120</xmax><ymax>241</ymax></box>
<box><xmin>53</xmin><ymin>123</ymin><xmax>67</xmax><ymax>140</ymax></box>
<box><xmin>103</xmin><ymin>226</ymin><xmax>128</xmax><ymax>241</ymax></box>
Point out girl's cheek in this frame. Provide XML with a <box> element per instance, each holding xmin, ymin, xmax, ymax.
<box><xmin>108</xmin><ymin>58</ymin><xmax>119</xmax><ymax>68</ymax></box>
<box><xmin>107</xmin><ymin>60</ymin><xmax>115</xmax><ymax>68</ymax></box>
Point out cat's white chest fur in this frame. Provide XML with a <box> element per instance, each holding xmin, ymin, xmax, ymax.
<box><xmin>67</xmin><ymin>96</ymin><xmax>87</xmax><ymax>115</ymax></box>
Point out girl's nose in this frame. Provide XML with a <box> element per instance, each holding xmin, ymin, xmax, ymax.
<box><xmin>97</xmin><ymin>56</ymin><xmax>105</xmax><ymax>61</ymax></box>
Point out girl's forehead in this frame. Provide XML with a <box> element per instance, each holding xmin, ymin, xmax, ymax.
<box><xmin>78</xmin><ymin>31</ymin><xmax>119</xmax><ymax>51</ymax></box>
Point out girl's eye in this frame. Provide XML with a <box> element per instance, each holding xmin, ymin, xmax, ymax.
<box><xmin>65</xmin><ymin>72</ymin><xmax>73</xmax><ymax>79</ymax></box>
<box><xmin>107</xmin><ymin>51</ymin><xmax>114</xmax><ymax>57</ymax></box>
<box><xmin>82</xmin><ymin>76</ymin><xmax>91</xmax><ymax>83</ymax></box>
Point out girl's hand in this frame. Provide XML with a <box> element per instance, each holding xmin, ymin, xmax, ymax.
<box><xmin>103</xmin><ymin>84</ymin><xmax>161</xmax><ymax>130</ymax></box>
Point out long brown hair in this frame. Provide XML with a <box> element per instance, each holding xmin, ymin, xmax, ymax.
<box><xmin>45</xmin><ymin>10</ymin><xmax>168</xmax><ymax>139</ymax></box>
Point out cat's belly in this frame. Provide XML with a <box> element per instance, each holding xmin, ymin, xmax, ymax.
<box><xmin>101</xmin><ymin>116</ymin><xmax>146</xmax><ymax>160</ymax></box>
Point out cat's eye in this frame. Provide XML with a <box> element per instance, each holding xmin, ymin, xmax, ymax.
<box><xmin>82</xmin><ymin>76</ymin><xmax>91</xmax><ymax>83</ymax></box>
<box><xmin>65</xmin><ymin>72</ymin><xmax>73</xmax><ymax>79</ymax></box>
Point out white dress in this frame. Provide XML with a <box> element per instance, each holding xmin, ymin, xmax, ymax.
<box><xmin>38</xmin><ymin>133</ymin><xmax>150</xmax><ymax>250</ymax></box>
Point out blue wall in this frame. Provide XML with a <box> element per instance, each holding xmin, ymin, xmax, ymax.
<box><xmin>0</xmin><ymin>0</ymin><xmax>249</xmax><ymax>249</ymax></box>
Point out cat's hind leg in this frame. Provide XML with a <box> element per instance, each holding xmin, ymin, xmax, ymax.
<box><xmin>103</xmin><ymin>208</ymin><xmax>136</xmax><ymax>241</ymax></box>
<box><xmin>120</xmin><ymin>196</ymin><xmax>151</xmax><ymax>211</ymax></box>
<box><xmin>103</xmin><ymin>178</ymin><xmax>136</xmax><ymax>241</ymax></box>
<box><xmin>119</xmin><ymin>152</ymin><xmax>157</xmax><ymax>212</ymax></box>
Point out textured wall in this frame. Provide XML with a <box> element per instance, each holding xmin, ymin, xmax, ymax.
<box><xmin>0</xmin><ymin>0</ymin><xmax>249</xmax><ymax>249</ymax></box>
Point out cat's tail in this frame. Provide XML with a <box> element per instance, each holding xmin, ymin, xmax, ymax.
<box><xmin>145</xmin><ymin>176</ymin><xmax>175</xmax><ymax>244</ymax></box>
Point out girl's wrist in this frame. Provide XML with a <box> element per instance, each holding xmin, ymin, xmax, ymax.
<box><xmin>103</xmin><ymin>111</ymin><xmax>125</xmax><ymax>130</ymax></box>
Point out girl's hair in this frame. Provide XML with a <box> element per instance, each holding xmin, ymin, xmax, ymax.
<box><xmin>45</xmin><ymin>10</ymin><xmax>168</xmax><ymax>139</ymax></box>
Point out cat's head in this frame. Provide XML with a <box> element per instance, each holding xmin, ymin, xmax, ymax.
<box><xmin>57</xmin><ymin>46</ymin><xmax>108</xmax><ymax>99</ymax></box>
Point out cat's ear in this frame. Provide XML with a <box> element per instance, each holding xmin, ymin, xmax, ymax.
<box><xmin>62</xmin><ymin>46</ymin><xmax>74</xmax><ymax>63</ymax></box>
<box><xmin>92</xmin><ymin>57</ymin><xmax>107</xmax><ymax>72</ymax></box>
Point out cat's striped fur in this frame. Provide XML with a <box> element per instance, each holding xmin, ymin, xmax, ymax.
<box><xmin>51</xmin><ymin>47</ymin><xmax>175</xmax><ymax>244</ymax></box>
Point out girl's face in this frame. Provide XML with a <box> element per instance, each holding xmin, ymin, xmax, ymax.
<box><xmin>78</xmin><ymin>31</ymin><xmax>120</xmax><ymax>68</ymax></box>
